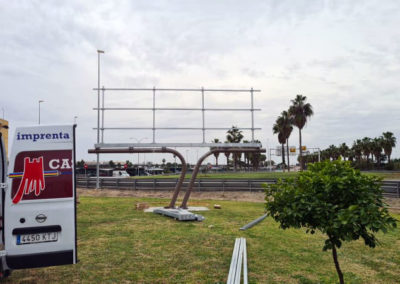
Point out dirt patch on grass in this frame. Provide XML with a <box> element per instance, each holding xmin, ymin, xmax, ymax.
<box><xmin>385</xmin><ymin>198</ymin><xmax>400</xmax><ymax>214</ymax></box>
<box><xmin>78</xmin><ymin>188</ymin><xmax>266</xmax><ymax>203</ymax></box>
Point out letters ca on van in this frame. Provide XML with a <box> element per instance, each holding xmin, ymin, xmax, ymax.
<box><xmin>16</xmin><ymin>132</ymin><xmax>70</xmax><ymax>142</ymax></box>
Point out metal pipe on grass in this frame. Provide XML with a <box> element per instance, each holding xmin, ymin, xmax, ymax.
<box><xmin>240</xmin><ymin>214</ymin><xmax>268</xmax><ymax>231</ymax></box>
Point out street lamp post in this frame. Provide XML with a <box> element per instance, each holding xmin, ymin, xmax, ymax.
<box><xmin>38</xmin><ymin>100</ymin><xmax>44</xmax><ymax>124</ymax></box>
<box><xmin>130</xmin><ymin>137</ymin><xmax>148</xmax><ymax>176</ymax></box>
<box><xmin>96</xmin><ymin>49</ymin><xmax>104</xmax><ymax>189</ymax></box>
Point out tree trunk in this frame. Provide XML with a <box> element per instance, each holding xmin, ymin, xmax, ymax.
<box><xmin>332</xmin><ymin>244</ymin><xmax>344</xmax><ymax>284</ymax></box>
<box><xmin>299</xmin><ymin>128</ymin><xmax>303</xmax><ymax>171</ymax></box>
<box><xmin>234</xmin><ymin>153</ymin><xmax>238</xmax><ymax>171</ymax></box>
<box><xmin>225</xmin><ymin>153</ymin><xmax>230</xmax><ymax>169</ymax></box>
<box><xmin>281</xmin><ymin>143</ymin><xmax>285</xmax><ymax>171</ymax></box>
<box><xmin>286</xmin><ymin>138</ymin><xmax>290</xmax><ymax>172</ymax></box>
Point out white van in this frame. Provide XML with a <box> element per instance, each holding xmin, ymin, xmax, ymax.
<box><xmin>1</xmin><ymin>125</ymin><xmax>78</xmax><ymax>278</ymax></box>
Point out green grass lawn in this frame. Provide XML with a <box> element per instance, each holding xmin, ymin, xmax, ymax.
<box><xmin>6</xmin><ymin>197</ymin><xmax>400</xmax><ymax>283</ymax></box>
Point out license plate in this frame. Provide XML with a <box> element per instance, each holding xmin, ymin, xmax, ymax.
<box><xmin>17</xmin><ymin>232</ymin><xmax>58</xmax><ymax>245</ymax></box>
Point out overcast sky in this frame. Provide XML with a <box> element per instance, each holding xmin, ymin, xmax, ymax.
<box><xmin>1</xmin><ymin>0</ymin><xmax>399</xmax><ymax>165</ymax></box>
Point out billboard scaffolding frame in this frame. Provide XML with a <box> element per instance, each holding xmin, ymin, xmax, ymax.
<box><xmin>91</xmin><ymin>86</ymin><xmax>264</xmax><ymax>208</ymax></box>
<box><xmin>93</xmin><ymin>87</ymin><xmax>262</xmax><ymax>147</ymax></box>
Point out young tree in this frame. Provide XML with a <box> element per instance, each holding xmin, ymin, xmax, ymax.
<box><xmin>288</xmin><ymin>95</ymin><xmax>313</xmax><ymax>170</ymax></box>
<box><xmin>264</xmin><ymin>160</ymin><xmax>396</xmax><ymax>284</ymax></box>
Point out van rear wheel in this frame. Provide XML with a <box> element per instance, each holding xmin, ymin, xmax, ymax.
<box><xmin>0</xmin><ymin>268</ymin><xmax>11</xmax><ymax>279</ymax></box>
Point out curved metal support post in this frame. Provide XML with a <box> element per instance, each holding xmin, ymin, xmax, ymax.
<box><xmin>88</xmin><ymin>147</ymin><xmax>187</xmax><ymax>208</ymax></box>
<box><xmin>180</xmin><ymin>147</ymin><xmax>265</xmax><ymax>209</ymax></box>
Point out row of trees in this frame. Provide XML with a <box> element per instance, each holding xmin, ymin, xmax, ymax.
<box><xmin>303</xmin><ymin>132</ymin><xmax>397</xmax><ymax>169</ymax></box>
<box><xmin>211</xmin><ymin>126</ymin><xmax>265</xmax><ymax>170</ymax></box>
<box><xmin>272</xmin><ymin>95</ymin><xmax>313</xmax><ymax>171</ymax></box>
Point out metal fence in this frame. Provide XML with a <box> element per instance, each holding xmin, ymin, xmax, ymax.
<box><xmin>77</xmin><ymin>178</ymin><xmax>400</xmax><ymax>198</ymax></box>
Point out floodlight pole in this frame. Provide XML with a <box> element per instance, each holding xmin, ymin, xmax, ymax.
<box><xmin>269</xmin><ymin>148</ymin><xmax>272</xmax><ymax>172</ymax></box>
<box><xmin>96</xmin><ymin>49</ymin><xmax>104</xmax><ymax>189</ymax></box>
<box><xmin>130</xmin><ymin>137</ymin><xmax>148</xmax><ymax>176</ymax></box>
<box><xmin>152</xmin><ymin>87</ymin><xmax>156</xmax><ymax>143</ymax></box>
<box><xmin>251</xmin><ymin>87</ymin><xmax>254</xmax><ymax>141</ymax></box>
<box><xmin>38</xmin><ymin>100</ymin><xmax>44</xmax><ymax>124</ymax></box>
<box><xmin>201</xmin><ymin>87</ymin><xmax>205</xmax><ymax>143</ymax></box>
<box><xmin>101</xmin><ymin>86</ymin><xmax>105</xmax><ymax>143</ymax></box>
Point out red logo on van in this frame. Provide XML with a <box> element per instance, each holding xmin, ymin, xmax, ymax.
<box><xmin>12</xmin><ymin>157</ymin><xmax>45</xmax><ymax>204</ymax></box>
<box><xmin>10</xmin><ymin>150</ymin><xmax>73</xmax><ymax>203</ymax></box>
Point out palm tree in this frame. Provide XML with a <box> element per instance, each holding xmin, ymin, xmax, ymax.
<box><xmin>382</xmin><ymin>132</ymin><xmax>396</xmax><ymax>163</ymax></box>
<box><xmin>361</xmin><ymin>137</ymin><xmax>372</xmax><ymax>162</ymax></box>
<box><xmin>339</xmin><ymin>143</ymin><xmax>349</xmax><ymax>161</ymax></box>
<box><xmin>273</xmin><ymin>118</ymin><xmax>286</xmax><ymax>169</ymax></box>
<box><xmin>226</xmin><ymin>126</ymin><xmax>244</xmax><ymax>170</ymax></box>
<box><xmin>288</xmin><ymin>95</ymin><xmax>313</xmax><ymax>170</ymax></box>
<box><xmin>249</xmin><ymin>139</ymin><xmax>262</xmax><ymax>171</ymax></box>
<box><xmin>371</xmin><ymin>137</ymin><xmax>383</xmax><ymax>166</ymax></box>
<box><xmin>320</xmin><ymin>149</ymin><xmax>330</xmax><ymax>161</ymax></box>
<box><xmin>109</xmin><ymin>160</ymin><xmax>116</xmax><ymax>168</ymax></box>
<box><xmin>280</xmin><ymin>111</ymin><xmax>293</xmax><ymax>172</ymax></box>
<box><xmin>327</xmin><ymin>145</ymin><xmax>340</xmax><ymax>160</ymax></box>
<box><xmin>211</xmin><ymin>138</ymin><xmax>221</xmax><ymax>166</ymax></box>
<box><xmin>352</xmin><ymin>139</ymin><xmax>363</xmax><ymax>163</ymax></box>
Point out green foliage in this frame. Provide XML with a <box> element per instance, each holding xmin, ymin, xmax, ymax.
<box><xmin>76</xmin><ymin>159</ymin><xmax>85</xmax><ymax>167</ymax></box>
<box><xmin>264</xmin><ymin>159</ymin><xmax>397</xmax><ymax>251</ymax></box>
<box><xmin>109</xmin><ymin>160</ymin><xmax>115</xmax><ymax>168</ymax></box>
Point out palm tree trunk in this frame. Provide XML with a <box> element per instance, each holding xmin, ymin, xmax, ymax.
<box><xmin>299</xmin><ymin>128</ymin><xmax>303</xmax><ymax>171</ymax></box>
<box><xmin>286</xmin><ymin>138</ymin><xmax>290</xmax><ymax>172</ymax></box>
<box><xmin>281</xmin><ymin>143</ymin><xmax>285</xmax><ymax>171</ymax></box>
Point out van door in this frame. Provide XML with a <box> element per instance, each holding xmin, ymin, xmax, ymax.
<box><xmin>1</xmin><ymin>132</ymin><xmax>7</xmax><ymax>250</ymax></box>
<box><xmin>4</xmin><ymin>125</ymin><xmax>77</xmax><ymax>269</ymax></box>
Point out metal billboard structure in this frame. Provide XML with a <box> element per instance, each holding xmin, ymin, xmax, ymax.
<box><xmin>89</xmin><ymin>86</ymin><xmax>264</xmax><ymax>211</ymax></box>
<box><xmin>92</xmin><ymin>87</ymin><xmax>261</xmax><ymax>147</ymax></box>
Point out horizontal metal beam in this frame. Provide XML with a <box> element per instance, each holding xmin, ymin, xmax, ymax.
<box><xmin>93</xmin><ymin>88</ymin><xmax>261</xmax><ymax>92</ymax></box>
<box><xmin>93</xmin><ymin>107</ymin><xmax>261</xmax><ymax>111</ymax></box>
<box><xmin>94</xmin><ymin>142</ymin><xmax>262</xmax><ymax>148</ymax></box>
<box><xmin>92</xmin><ymin>127</ymin><xmax>261</xmax><ymax>131</ymax></box>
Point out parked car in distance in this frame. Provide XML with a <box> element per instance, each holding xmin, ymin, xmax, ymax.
<box><xmin>112</xmin><ymin>170</ymin><xmax>130</xmax><ymax>178</ymax></box>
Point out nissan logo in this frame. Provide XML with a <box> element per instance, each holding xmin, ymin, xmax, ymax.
<box><xmin>35</xmin><ymin>214</ymin><xmax>47</xmax><ymax>223</ymax></box>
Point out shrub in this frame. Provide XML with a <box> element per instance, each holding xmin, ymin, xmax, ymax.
<box><xmin>264</xmin><ymin>159</ymin><xmax>397</xmax><ymax>284</ymax></box>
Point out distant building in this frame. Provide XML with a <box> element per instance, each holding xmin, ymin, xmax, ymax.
<box><xmin>0</xmin><ymin>119</ymin><xmax>9</xmax><ymax>157</ymax></box>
